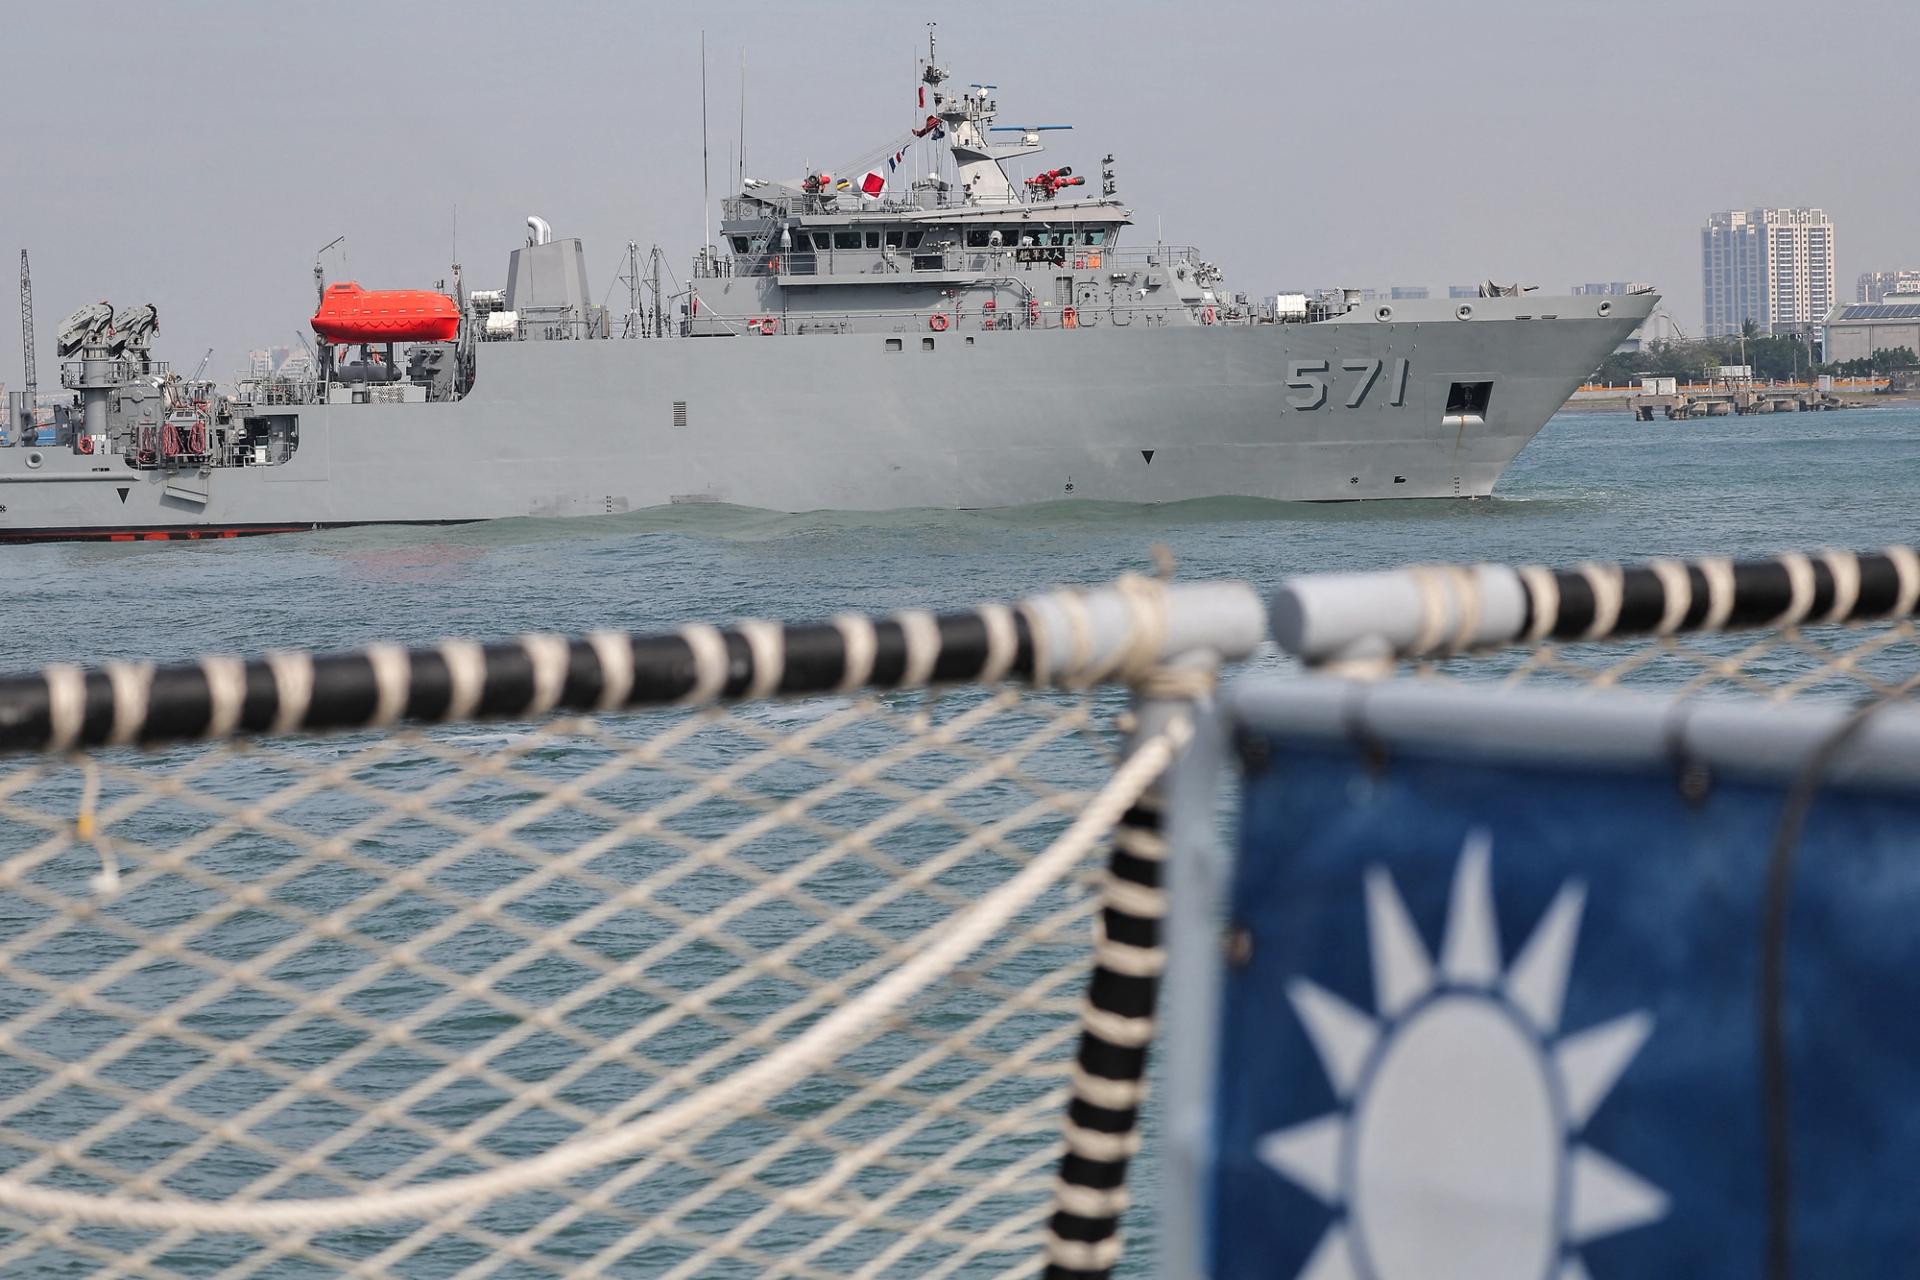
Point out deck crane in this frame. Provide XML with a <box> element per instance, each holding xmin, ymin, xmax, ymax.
<box><xmin>17</xmin><ymin>250</ymin><xmax>35</xmax><ymax>439</ymax></box>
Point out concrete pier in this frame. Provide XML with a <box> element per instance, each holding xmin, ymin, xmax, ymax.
<box><xmin>1628</xmin><ymin>386</ymin><xmax>1852</xmax><ymax>421</ymax></box>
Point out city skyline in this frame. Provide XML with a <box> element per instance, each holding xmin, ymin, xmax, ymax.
<box><xmin>1857</xmin><ymin>269</ymin><xmax>1920</xmax><ymax>303</ymax></box>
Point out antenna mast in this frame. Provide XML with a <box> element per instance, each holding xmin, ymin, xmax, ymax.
<box><xmin>651</xmin><ymin>246</ymin><xmax>665</xmax><ymax>338</ymax></box>
<box><xmin>623</xmin><ymin>241</ymin><xmax>643</xmax><ymax>337</ymax></box>
<box><xmin>18</xmin><ymin>250</ymin><xmax>35</xmax><ymax>430</ymax></box>
<box><xmin>700</xmin><ymin>30</ymin><xmax>712</xmax><ymax>262</ymax></box>
<box><xmin>923</xmin><ymin>23</ymin><xmax>940</xmax><ymax>187</ymax></box>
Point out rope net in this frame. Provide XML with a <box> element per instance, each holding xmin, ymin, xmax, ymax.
<box><xmin>1429</xmin><ymin>613</ymin><xmax>1920</xmax><ymax>702</ymax></box>
<box><xmin>0</xmin><ymin>660</ymin><xmax>1164</xmax><ymax>1276</ymax></box>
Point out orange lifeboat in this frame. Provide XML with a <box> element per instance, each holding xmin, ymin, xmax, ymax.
<box><xmin>311</xmin><ymin>282</ymin><xmax>460</xmax><ymax>344</ymax></box>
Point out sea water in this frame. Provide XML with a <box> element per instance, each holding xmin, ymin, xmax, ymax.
<box><xmin>3</xmin><ymin>408</ymin><xmax>1915</xmax><ymax>673</ymax></box>
<box><xmin>0</xmin><ymin>406</ymin><xmax>1914</xmax><ymax>1275</ymax></box>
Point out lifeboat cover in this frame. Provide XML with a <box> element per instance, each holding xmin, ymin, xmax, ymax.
<box><xmin>311</xmin><ymin>282</ymin><xmax>460</xmax><ymax>344</ymax></box>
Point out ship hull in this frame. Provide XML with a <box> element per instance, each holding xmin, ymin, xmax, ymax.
<box><xmin>0</xmin><ymin>299</ymin><xmax>1649</xmax><ymax>540</ymax></box>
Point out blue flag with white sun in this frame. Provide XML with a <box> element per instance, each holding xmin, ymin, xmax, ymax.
<box><xmin>1209</xmin><ymin>731</ymin><xmax>1920</xmax><ymax>1280</ymax></box>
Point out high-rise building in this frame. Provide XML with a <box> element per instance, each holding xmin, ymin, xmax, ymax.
<box><xmin>1857</xmin><ymin>270</ymin><xmax>1920</xmax><ymax>304</ymax></box>
<box><xmin>1447</xmin><ymin>285</ymin><xmax>1479</xmax><ymax>299</ymax></box>
<box><xmin>1388</xmin><ymin>286</ymin><xmax>1429</xmax><ymax>300</ymax></box>
<box><xmin>1700</xmin><ymin>208</ymin><xmax>1835</xmax><ymax>337</ymax></box>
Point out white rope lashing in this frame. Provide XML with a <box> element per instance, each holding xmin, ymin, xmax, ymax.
<box><xmin>584</xmin><ymin>630</ymin><xmax>635</xmax><ymax>711</ymax></box>
<box><xmin>1646</xmin><ymin>559</ymin><xmax>1692</xmax><ymax>636</ymax></box>
<box><xmin>674</xmin><ymin>623</ymin><xmax>730</xmax><ymax>705</ymax></box>
<box><xmin>830</xmin><ymin>613</ymin><xmax>879</xmax><ymax>692</ymax></box>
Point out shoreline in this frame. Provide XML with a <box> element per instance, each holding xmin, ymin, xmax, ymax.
<box><xmin>1562</xmin><ymin>390</ymin><xmax>1918</xmax><ymax>414</ymax></box>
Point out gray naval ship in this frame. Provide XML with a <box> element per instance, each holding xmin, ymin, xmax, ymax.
<box><xmin>1</xmin><ymin>43</ymin><xmax>1653</xmax><ymax>542</ymax></box>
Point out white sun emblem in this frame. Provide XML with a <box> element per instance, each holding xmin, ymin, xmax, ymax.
<box><xmin>1258</xmin><ymin>832</ymin><xmax>1667</xmax><ymax>1280</ymax></box>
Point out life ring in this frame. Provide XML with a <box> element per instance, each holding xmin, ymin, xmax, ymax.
<box><xmin>755</xmin><ymin>317</ymin><xmax>778</xmax><ymax>335</ymax></box>
<box><xmin>1062</xmin><ymin>306</ymin><xmax>1078</xmax><ymax>330</ymax></box>
<box><xmin>929</xmin><ymin>313</ymin><xmax>950</xmax><ymax>332</ymax></box>
<box><xmin>76</xmin><ymin>434</ymin><xmax>94</xmax><ymax>455</ymax></box>
<box><xmin>1201</xmin><ymin>305</ymin><xmax>1217</xmax><ymax>325</ymax></box>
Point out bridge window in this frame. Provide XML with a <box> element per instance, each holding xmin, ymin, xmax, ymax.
<box><xmin>885</xmin><ymin>230</ymin><xmax>905</xmax><ymax>248</ymax></box>
<box><xmin>903</xmin><ymin>231</ymin><xmax>924</xmax><ymax>249</ymax></box>
<box><xmin>865</xmin><ymin>231</ymin><xmax>881</xmax><ymax>248</ymax></box>
<box><xmin>967</xmin><ymin>228</ymin><xmax>991</xmax><ymax>247</ymax></box>
<box><xmin>730</xmin><ymin>236</ymin><xmax>750</xmax><ymax>253</ymax></box>
<box><xmin>1084</xmin><ymin>230</ymin><xmax>1106</xmax><ymax>246</ymax></box>
<box><xmin>813</xmin><ymin>233</ymin><xmax>833</xmax><ymax>250</ymax></box>
<box><xmin>835</xmin><ymin>232</ymin><xmax>861</xmax><ymax>249</ymax></box>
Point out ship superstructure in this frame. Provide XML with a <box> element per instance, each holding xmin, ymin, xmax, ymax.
<box><xmin>0</xmin><ymin>39</ymin><xmax>1654</xmax><ymax>542</ymax></box>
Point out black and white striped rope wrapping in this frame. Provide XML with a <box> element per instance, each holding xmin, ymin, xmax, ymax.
<box><xmin>1272</xmin><ymin>545</ymin><xmax>1920</xmax><ymax>666</ymax></box>
<box><xmin>0</xmin><ymin>579</ymin><xmax>1268</xmax><ymax>756</ymax></box>
<box><xmin>1042</xmin><ymin>792</ymin><xmax>1168</xmax><ymax>1279</ymax></box>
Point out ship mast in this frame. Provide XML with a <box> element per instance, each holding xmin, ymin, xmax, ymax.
<box><xmin>920</xmin><ymin>29</ymin><xmax>1049</xmax><ymax>205</ymax></box>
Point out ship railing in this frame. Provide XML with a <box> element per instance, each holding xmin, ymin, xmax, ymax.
<box><xmin>681</xmin><ymin>302</ymin><xmax>1262</xmax><ymax>338</ymax></box>
<box><xmin>476</xmin><ymin>315</ymin><xmax>612</xmax><ymax>343</ymax></box>
<box><xmin>696</xmin><ymin>296</ymin><xmax>1260</xmax><ymax>334</ymax></box>
<box><xmin>234</xmin><ymin>377</ymin><xmax>321</xmax><ymax>407</ymax></box>
<box><xmin>0</xmin><ymin>549</ymin><xmax>1914</xmax><ymax>1277</ymax></box>
<box><xmin>748</xmin><ymin>243</ymin><xmax>1143</xmax><ymax>281</ymax></box>
<box><xmin>1098</xmin><ymin>245</ymin><xmax>1202</xmax><ymax>270</ymax></box>
<box><xmin>721</xmin><ymin>195</ymin><xmax>797</xmax><ymax>222</ymax></box>
<box><xmin>56</xmin><ymin>358</ymin><xmax>171</xmax><ymax>390</ymax></box>
<box><xmin>751</xmin><ymin>189</ymin><xmax>1057</xmax><ymax>216</ymax></box>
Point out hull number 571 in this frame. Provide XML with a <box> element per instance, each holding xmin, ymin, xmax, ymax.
<box><xmin>1286</xmin><ymin>357</ymin><xmax>1410</xmax><ymax>410</ymax></box>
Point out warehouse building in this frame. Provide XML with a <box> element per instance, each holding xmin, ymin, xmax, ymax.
<box><xmin>1821</xmin><ymin>301</ymin><xmax>1920</xmax><ymax>364</ymax></box>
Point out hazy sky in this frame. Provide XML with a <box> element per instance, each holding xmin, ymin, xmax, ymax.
<box><xmin>2</xmin><ymin>0</ymin><xmax>1914</xmax><ymax>385</ymax></box>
